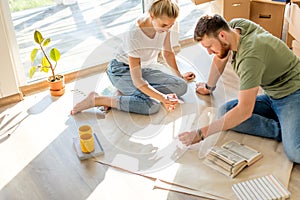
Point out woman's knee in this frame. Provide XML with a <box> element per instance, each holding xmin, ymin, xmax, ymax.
<box><xmin>174</xmin><ymin>80</ymin><xmax>188</xmax><ymax>97</ymax></box>
<box><xmin>129</xmin><ymin>98</ymin><xmax>161</xmax><ymax>115</ymax></box>
<box><xmin>147</xmin><ymin>104</ymin><xmax>161</xmax><ymax>115</ymax></box>
<box><xmin>139</xmin><ymin>101</ymin><xmax>161</xmax><ymax>115</ymax></box>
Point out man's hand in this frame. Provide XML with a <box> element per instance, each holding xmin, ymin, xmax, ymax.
<box><xmin>196</xmin><ymin>82</ymin><xmax>211</xmax><ymax>95</ymax></box>
<box><xmin>178</xmin><ymin>130</ymin><xmax>201</xmax><ymax>146</ymax></box>
<box><xmin>182</xmin><ymin>72</ymin><xmax>196</xmax><ymax>81</ymax></box>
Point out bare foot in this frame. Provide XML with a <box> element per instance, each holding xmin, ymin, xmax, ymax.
<box><xmin>71</xmin><ymin>92</ymin><xmax>99</xmax><ymax>115</ymax></box>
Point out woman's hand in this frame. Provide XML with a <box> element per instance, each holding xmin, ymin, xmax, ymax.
<box><xmin>196</xmin><ymin>82</ymin><xmax>211</xmax><ymax>95</ymax></box>
<box><xmin>182</xmin><ymin>72</ymin><xmax>196</xmax><ymax>81</ymax></box>
<box><xmin>162</xmin><ymin>93</ymin><xmax>179</xmax><ymax>111</ymax></box>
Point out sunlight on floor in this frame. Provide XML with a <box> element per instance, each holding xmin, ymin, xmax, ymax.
<box><xmin>0</xmin><ymin>88</ymin><xmax>72</xmax><ymax>189</ymax></box>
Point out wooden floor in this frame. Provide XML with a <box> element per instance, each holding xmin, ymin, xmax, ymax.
<box><xmin>0</xmin><ymin>43</ymin><xmax>299</xmax><ymax>200</ymax></box>
<box><xmin>5</xmin><ymin>1</ymin><xmax>300</xmax><ymax>199</ymax></box>
<box><xmin>11</xmin><ymin>0</ymin><xmax>211</xmax><ymax>82</ymax></box>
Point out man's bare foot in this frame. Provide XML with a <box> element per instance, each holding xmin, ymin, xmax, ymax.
<box><xmin>71</xmin><ymin>92</ymin><xmax>99</xmax><ymax>115</ymax></box>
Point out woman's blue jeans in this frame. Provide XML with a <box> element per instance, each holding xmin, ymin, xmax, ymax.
<box><xmin>219</xmin><ymin>90</ymin><xmax>300</xmax><ymax>163</ymax></box>
<box><xmin>106</xmin><ymin>59</ymin><xmax>187</xmax><ymax>115</ymax></box>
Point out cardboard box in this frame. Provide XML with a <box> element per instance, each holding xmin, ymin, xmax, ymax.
<box><xmin>291</xmin><ymin>0</ymin><xmax>300</xmax><ymax>6</ymax></box>
<box><xmin>211</xmin><ymin>0</ymin><xmax>250</xmax><ymax>21</ymax></box>
<box><xmin>292</xmin><ymin>40</ymin><xmax>300</xmax><ymax>59</ymax></box>
<box><xmin>250</xmin><ymin>0</ymin><xmax>285</xmax><ymax>39</ymax></box>
<box><xmin>286</xmin><ymin>33</ymin><xmax>295</xmax><ymax>48</ymax></box>
<box><xmin>191</xmin><ymin>0</ymin><xmax>213</xmax><ymax>5</ymax></box>
<box><xmin>288</xmin><ymin>2</ymin><xmax>300</xmax><ymax>42</ymax></box>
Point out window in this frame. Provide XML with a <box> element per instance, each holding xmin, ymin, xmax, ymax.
<box><xmin>9</xmin><ymin>0</ymin><xmax>210</xmax><ymax>84</ymax></box>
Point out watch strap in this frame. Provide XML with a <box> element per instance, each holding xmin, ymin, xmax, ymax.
<box><xmin>205</xmin><ymin>83</ymin><xmax>216</xmax><ymax>92</ymax></box>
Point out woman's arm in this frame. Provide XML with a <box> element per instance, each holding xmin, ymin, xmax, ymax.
<box><xmin>128</xmin><ymin>56</ymin><xmax>179</xmax><ymax>110</ymax></box>
<box><xmin>162</xmin><ymin>32</ymin><xmax>181</xmax><ymax>76</ymax></box>
<box><xmin>162</xmin><ymin>32</ymin><xmax>196</xmax><ymax>81</ymax></box>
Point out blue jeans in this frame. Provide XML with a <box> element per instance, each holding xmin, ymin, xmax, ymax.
<box><xmin>219</xmin><ymin>90</ymin><xmax>300</xmax><ymax>163</ymax></box>
<box><xmin>106</xmin><ymin>59</ymin><xmax>187</xmax><ymax>115</ymax></box>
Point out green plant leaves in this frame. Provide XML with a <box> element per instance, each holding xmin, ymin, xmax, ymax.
<box><xmin>40</xmin><ymin>66</ymin><xmax>49</xmax><ymax>73</ymax></box>
<box><xmin>34</xmin><ymin>30</ymin><xmax>44</xmax><ymax>44</ymax></box>
<box><xmin>30</xmin><ymin>30</ymin><xmax>60</xmax><ymax>79</ymax></box>
<box><xmin>41</xmin><ymin>56</ymin><xmax>50</xmax><ymax>67</ymax></box>
<box><xmin>30</xmin><ymin>48</ymin><xmax>39</xmax><ymax>62</ymax></box>
<box><xmin>29</xmin><ymin>66</ymin><xmax>37</xmax><ymax>79</ymax></box>
<box><xmin>50</xmin><ymin>48</ymin><xmax>60</xmax><ymax>62</ymax></box>
<box><xmin>43</xmin><ymin>38</ymin><xmax>51</xmax><ymax>47</ymax></box>
<box><xmin>29</xmin><ymin>65</ymin><xmax>49</xmax><ymax>78</ymax></box>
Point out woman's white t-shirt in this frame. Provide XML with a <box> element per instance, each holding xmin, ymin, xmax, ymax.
<box><xmin>115</xmin><ymin>19</ymin><xmax>167</xmax><ymax>68</ymax></box>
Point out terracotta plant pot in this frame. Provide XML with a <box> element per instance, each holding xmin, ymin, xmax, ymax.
<box><xmin>47</xmin><ymin>75</ymin><xmax>65</xmax><ymax>96</ymax></box>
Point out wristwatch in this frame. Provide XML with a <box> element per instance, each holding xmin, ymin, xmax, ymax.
<box><xmin>197</xmin><ymin>128</ymin><xmax>204</xmax><ymax>141</ymax></box>
<box><xmin>205</xmin><ymin>83</ymin><xmax>216</xmax><ymax>92</ymax></box>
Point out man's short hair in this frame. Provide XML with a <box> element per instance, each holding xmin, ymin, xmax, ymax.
<box><xmin>194</xmin><ymin>14</ymin><xmax>230</xmax><ymax>42</ymax></box>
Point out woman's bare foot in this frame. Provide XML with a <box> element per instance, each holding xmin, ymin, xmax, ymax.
<box><xmin>71</xmin><ymin>92</ymin><xmax>99</xmax><ymax>115</ymax></box>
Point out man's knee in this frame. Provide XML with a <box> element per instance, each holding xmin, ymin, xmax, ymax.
<box><xmin>217</xmin><ymin>100</ymin><xmax>239</xmax><ymax>118</ymax></box>
<box><xmin>218</xmin><ymin>104</ymin><xmax>227</xmax><ymax>118</ymax></box>
<box><xmin>285</xmin><ymin>147</ymin><xmax>300</xmax><ymax>164</ymax></box>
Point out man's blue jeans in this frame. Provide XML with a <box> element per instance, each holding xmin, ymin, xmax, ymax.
<box><xmin>219</xmin><ymin>90</ymin><xmax>300</xmax><ymax>163</ymax></box>
<box><xmin>106</xmin><ymin>59</ymin><xmax>187</xmax><ymax>115</ymax></box>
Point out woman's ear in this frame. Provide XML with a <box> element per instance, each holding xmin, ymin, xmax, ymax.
<box><xmin>149</xmin><ymin>12</ymin><xmax>154</xmax><ymax>20</ymax></box>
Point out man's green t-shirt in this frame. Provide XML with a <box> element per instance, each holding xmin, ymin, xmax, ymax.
<box><xmin>229</xmin><ymin>18</ymin><xmax>300</xmax><ymax>99</ymax></box>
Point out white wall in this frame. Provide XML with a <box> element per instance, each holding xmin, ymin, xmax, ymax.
<box><xmin>0</xmin><ymin>0</ymin><xmax>25</xmax><ymax>98</ymax></box>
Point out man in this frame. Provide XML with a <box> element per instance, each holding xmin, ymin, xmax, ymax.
<box><xmin>178</xmin><ymin>14</ymin><xmax>300</xmax><ymax>163</ymax></box>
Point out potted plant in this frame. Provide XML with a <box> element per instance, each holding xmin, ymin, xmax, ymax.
<box><xmin>30</xmin><ymin>30</ymin><xmax>65</xmax><ymax>96</ymax></box>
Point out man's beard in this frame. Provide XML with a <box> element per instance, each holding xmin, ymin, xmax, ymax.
<box><xmin>217</xmin><ymin>39</ymin><xmax>230</xmax><ymax>59</ymax></box>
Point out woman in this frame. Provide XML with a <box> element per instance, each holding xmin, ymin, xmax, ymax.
<box><xmin>71</xmin><ymin>0</ymin><xmax>195</xmax><ymax>115</ymax></box>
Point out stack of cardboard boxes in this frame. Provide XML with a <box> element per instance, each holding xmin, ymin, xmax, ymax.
<box><xmin>197</xmin><ymin>0</ymin><xmax>286</xmax><ymax>39</ymax></box>
<box><xmin>250</xmin><ymin>0</ymin><xmax>286</xmax><ymax>39</ymax></box>
<box><xmin>288</xmin><ymin>1</ymin><xmax>300</xmax><ymax>59</ymax></box>
<box><xmin>190</xmin><ymin>0</ymin><xmax>299</xmax><ymax>58</ymax></box>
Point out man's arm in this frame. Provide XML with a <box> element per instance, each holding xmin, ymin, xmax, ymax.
<box><xmin>196</xmin><ymin>53</ymin><xmax>230</xmax><ymax>94</ymax></box>
<box><xmin>179</xmin><ymin>86</ymin><xmax>259</xmax><ymax>145</ymax></box>
<box><xmin>205</xmin><ymin>86</ymin><xmax>259</xmax><ymax>135</ymax></box>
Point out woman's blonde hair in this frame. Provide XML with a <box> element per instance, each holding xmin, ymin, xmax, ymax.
<box><xmin>148</xmin><ymin>0</ymin><xmax>179</xmax><ymax>19</ymax></box>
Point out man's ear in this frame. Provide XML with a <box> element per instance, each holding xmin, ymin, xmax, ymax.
<box><xmin>218</xmin><ymin>31</ymin><xmax>226</xmax><ymax>41</ymax></box>
<box><xmin>218</xmin><ymin>31</ymin><xmax>226</xmax><ymax>40</ymax></box>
